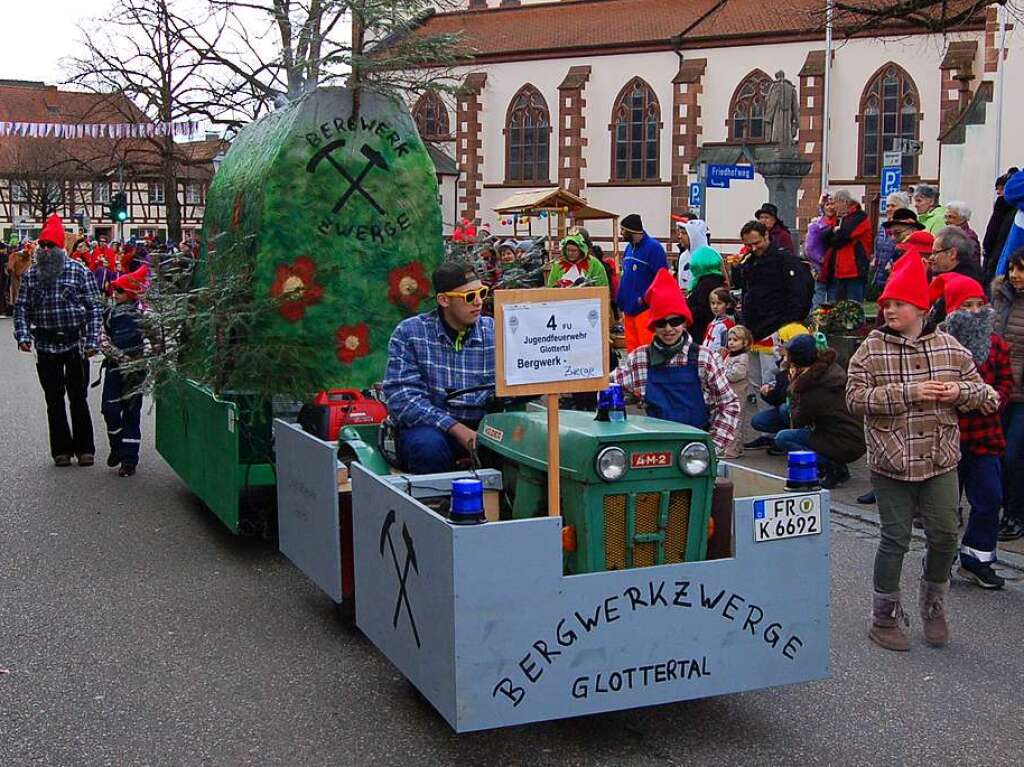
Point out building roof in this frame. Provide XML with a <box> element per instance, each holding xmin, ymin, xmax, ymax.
<box><xmin>493</xmin><ymin>187</ymin><xmax>617</xmax><ymax>221</ymax></box>
<box><xmin>407</xmin><ymin>0</ymin><xmax>985</xmax><ymax>63</ymax></box>
<box><xmin>0</xmin><ymin>81</ymin><xmax>219</xmax><ymax>179</ymax></box>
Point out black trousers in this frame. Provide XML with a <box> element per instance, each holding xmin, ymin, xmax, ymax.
<box><xmin>36</xmin><ymin>348</ymin><xmax>95</xmax><ymax>458</ymax></box>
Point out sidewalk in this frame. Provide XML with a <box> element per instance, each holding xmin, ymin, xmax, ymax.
<box><xmin>726</xmin><ymin>450</ymin><xmax>1024</xmax><ymax>572</ymax></box>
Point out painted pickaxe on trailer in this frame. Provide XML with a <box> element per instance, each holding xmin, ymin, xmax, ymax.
<box><xmin>332</xmin><ymin>144</ymin><xmax>389</xmax><ymax>215</ymax></box>
<box><xmin>305</xmin><ymin>139</ymin><xmax>387</xmax><ymax>216</ymax></box>
<box><xmin>379</xmin><ymin>509</ymin><xmax>421</xmax><ymax>647</ymax></box>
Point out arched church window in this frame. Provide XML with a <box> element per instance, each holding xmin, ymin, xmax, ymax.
<box><xmin>611</xmin><ymin>78</ymin><xmax>661</xmax><ymax>181</ymax></box>
<box><xmin>504</xmin><ymin>84</ymin><xmax>551</xmax><ymax>183</ymax></box>
<box><xmin>413</xmin><ymin>92</ymin><xmax>450</xmax><ymax>141</ymax></box>
<box><xmin>859</xmin><ymin>64</ymin><xmax>920</xmax><ymax>178</ymax></box>
<box><xmin>728</xmin><ymin>70</ymin><xmax>772</xmax><ymax>142</ymax></box>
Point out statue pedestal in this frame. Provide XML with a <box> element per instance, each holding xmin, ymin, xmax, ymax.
<box><xmin>754</xmin><ymin>147</ymin><xmax>812</xmax><ymax>252</ymax></box>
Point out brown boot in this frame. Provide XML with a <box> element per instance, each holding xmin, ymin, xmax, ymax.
<box><xmin>919</xmin><ymin>580</ymin><xmax>950</xmax><ymax>647</ymax></box>
<box><xmin>869</xmin><ymin>591</ymin><xmax>911</xmax><ymax>651</ymax></box>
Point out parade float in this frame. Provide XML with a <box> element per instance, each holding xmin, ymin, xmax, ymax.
<box><xmin>154</xmin><ymin>87</ymin><xmax>444</xmax><ymax>533</ymax></box>
<box><xmin>152</xmin><ymin>85</ymin><xmax>831</xmax><ymax>732</ymax></box>
<box><xmin>274</xmin><ymin>287</ymin><xmax>832</xmax><ymax>732</ymax></box>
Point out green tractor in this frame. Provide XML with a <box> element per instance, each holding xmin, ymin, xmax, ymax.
<box><xmin>337</xmin><ymin>391</ymin><xmax>730</xmax><ymax>575</ymax></box>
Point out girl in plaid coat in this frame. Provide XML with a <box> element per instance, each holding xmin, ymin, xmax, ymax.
<box><xmin>935</xmin><ymin>274</ymin><xmax>1012</xmax><ymax>589</ymax></box>
<box><xmin>846</xmin><ymin>253</ymin><xmax>998</xmax><ymax>652</ymax></box>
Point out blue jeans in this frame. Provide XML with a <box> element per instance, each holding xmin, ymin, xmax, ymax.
<box><xmin>396</xmin><ymin>424</ymin><xmax>465</xmax><ymax>474</ymax></box>
<box><xmin>812</xmin><ymin>282</ymin><xmax>829</xmax><ymax>309</ymax></box>
<box><xmin>827</xmin><ymin>278</ymin><xmax>865</xmax><ymax>304</ymax></box>
<box><xmin>751</xmin><ymin>403</ymin><xmax>789</xmax><ymax>435</ymax></box>
<box><xmin>958</xmin><ymin>453</ymin><xmax>1002</xmax><ymax>565</ymax></box>
<box><xmin>1001</xmin><ymin>403</ymin><xmax>1024</xmax><ymax>523</ymax></box>
<box><xmin>774</xmin><ymin>428</ymin><xmax>812</xmax><ymax>454</ymax></box>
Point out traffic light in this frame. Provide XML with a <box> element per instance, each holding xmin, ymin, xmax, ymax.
<box><xmin>109</xmin><ymin>192</ymin><xmax>129</xmax><ymax>223</ymax></box>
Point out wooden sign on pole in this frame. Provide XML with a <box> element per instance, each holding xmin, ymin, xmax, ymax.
<box><xmin>494</xmin><ymin>287</ymin><xmax>610</xmax><ymax>518</ymax></box>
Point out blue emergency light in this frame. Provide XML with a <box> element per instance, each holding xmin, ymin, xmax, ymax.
<box><xmin>785</xmin><ymin>451</ymin><xmax>820</xmax><ymax>491</ymax></box>
<box><xmin>450</xmin><ymin>478</ymin><xmax>485</xmax><ymax>525</ymax></box>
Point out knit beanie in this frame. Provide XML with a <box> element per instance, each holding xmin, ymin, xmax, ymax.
<box><xmin>645</xmin><ymin>268</ymin><xmax>693</xmax><ymax>329</ymax></box>
<box><xmin>879</xmin><ymin>245</ymin><xmax>930</xmax><ymax>309</ymax></box>
<box><xmin>786</xmin><ymin>334</ymin><xmax>818</xmax><ymax>367</ymax></box>
<box><xmin>621</xmin><ymin>214</ymin><xmax>644</xmax><ymax>234</ymax></box>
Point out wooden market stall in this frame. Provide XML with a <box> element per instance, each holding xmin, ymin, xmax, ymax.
<box><xmin>493</xmin><ymin>188</ymin><xmax>620</xmax><ymax>260</ymax></box>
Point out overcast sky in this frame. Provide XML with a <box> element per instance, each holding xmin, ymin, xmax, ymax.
<box><xmin>0</xmin><ymin>1</ymin><xmax>114</xmax><ymax>84</ymax></box>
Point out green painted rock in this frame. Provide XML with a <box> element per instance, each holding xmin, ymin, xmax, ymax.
<box><xmin>198</xmin><ymin>87</ymin><xmax>443</xmax><ymax>393</ymax></box>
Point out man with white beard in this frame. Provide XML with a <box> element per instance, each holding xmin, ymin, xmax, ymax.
<box><xmin>13</xmin><ymin>215</ymin><xmax>102</xmax><ymax>467</ymax></box>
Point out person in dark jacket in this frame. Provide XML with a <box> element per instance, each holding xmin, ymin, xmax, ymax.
<box><xmin>822</xmin><ymin>189</ymin><xmax>873</xmax><ymax>303</ymax></box>
<box><xmin>785</xmin><ymin>334</ymin><xmax>865</xmax><ymax>488</ymax></box>
<box><xmin>734</xmin><ymin>220</ymin><xmax>813</xmax><ymax>402</ymax></box>
<box><xmin>755</xmin><ymin>202</ymin><xmax>795</xmax><ymax>254</ymax></box>
<box><xmin>983</xmin><ymin>167</ymin><xmax>1019</xmax><ymax>284</ymax></box>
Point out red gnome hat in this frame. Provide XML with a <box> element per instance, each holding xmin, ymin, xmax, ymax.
<box><xmin>879</xmin><ymin>246</ymin><xmax>930</xmax><ymax>310</ymax></box>
<box><xmin>645</xmin><ymin>268</ymin><xmax>693</xmax><ymax>330</ymax></box>
<box><xmin>111</xmin><ymin>265</ymin><xmax>150</xmax><ymax>298</ymax></box>
<box><xmin>927</xmin><ymin>272</ymin><xmax>950</xmax><ymax>307</ymax></box>
<box><xmin>38</xmin><ymin>214</ymin><xmax>65</xmax><ymax>248</ymax></box>
<box><xmin>941</xmin><ymin>273</ymin><xmax>986</xmax><ymax>313</ymax></box>
<box><xmin>895</xmin><ymin>230</ymin><xmax>935</xmax><ymax>263</ymax></box>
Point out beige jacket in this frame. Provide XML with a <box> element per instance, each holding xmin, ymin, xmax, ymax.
<box><xmin>846</xmin><ymin>326</ymin><xmax>997</xmax><ymax>481</ymax></box>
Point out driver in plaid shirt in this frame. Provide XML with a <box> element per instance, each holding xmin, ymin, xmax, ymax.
<box><xmin>383</xmin><ymin>261</ymin><xmax>495</xmax><ymax>474</ymax></box>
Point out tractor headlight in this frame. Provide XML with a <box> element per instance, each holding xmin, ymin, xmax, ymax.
<box><xmin>595</xmin><ymin>446</ymin><xmax>627</xmax><ymax>482</ymax></box>
<box><xmin>679</xmin><ymin>442</ymin><xmax>710</xmax><ymax>476</ymax></box>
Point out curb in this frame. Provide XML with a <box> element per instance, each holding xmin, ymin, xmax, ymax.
<box><xmin>830</xmin><ymin>500</ymin><xmax>1024</xmax><ymax>575</ymax></box>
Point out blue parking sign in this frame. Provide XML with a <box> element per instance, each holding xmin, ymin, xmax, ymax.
<box><xmin>689</xmin><ymin>182</ymin><xmax>702</xmax><ymax>208</ymax></box>
<box><xmin>880</xmin><ymin>166</ymin><xmax>901</xmax><ymax>212</ymax></box>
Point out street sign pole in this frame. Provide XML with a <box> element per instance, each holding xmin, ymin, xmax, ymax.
<box><xmin>698</xmin><ymin>162</ymin><xmax>708</xmax><ymax>222</ymax></box>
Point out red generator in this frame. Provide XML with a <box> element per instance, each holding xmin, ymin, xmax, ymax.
<box><xmin>298</xmin><ymin>389</ymin><xmax>388</xmax><ymax>441</ymax></box>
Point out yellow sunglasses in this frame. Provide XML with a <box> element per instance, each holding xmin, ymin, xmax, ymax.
<box><xmin>443</xmin><ymin>285</ymin><xmax>490</xmax><ymax>304</ymax></box>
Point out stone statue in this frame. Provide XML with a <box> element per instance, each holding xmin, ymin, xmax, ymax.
<box><xmin>765</xmin><ymin>70</ymin><xmax>799</xmax><ymax>147</ymax></box>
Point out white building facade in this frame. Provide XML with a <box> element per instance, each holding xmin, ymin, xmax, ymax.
<box><xmin>410</xmin><ymin>1</ymin><xmax>1020</xmax><ymax>253</ymax></box>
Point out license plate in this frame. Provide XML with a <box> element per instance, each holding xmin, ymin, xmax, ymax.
<box><xmin>630</xmin><ymin>451</ymin><xmax>673</xmax><ymax>469</ymax></box>
<box><xmin>753</xmin><ymin>494</ymin><xmax>822</xmax><ymax>542</ymax></box>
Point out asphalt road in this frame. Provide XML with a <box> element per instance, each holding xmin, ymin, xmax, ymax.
<box><xmin>2</xmin><ymin>316</ymin><xmax>1023</xmax><ymax>766</ymax></box>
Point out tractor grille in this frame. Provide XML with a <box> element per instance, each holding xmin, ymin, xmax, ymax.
<box><xmin>603</xmin><ymin>494</ymin><xmax>628</xmax><ymax>571</ymax></box>
<box><xmin>602</xmin><ymin>490</ymin><xmax>692</xmax><ymax>570</ymax></box>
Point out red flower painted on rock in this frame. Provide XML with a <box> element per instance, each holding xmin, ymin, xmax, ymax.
<box><xmin>387</xmin><ymin>261</ymin><xmax>431</xmax><ymax>312</ymax></box>
<box><xmin>336</xmin><ymin>322</ymin><xmax>370</xmax><ymax>364</ymax></box>
<box><xmin>269</xmin><ymin>256</ymin><xmax>324</xmax><ymax>321</ymax></box>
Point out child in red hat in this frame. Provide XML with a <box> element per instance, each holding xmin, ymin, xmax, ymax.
<box><xmin>100</xmin><ymin>266</ymin><xmax>151</xmax><ymax>476</ymax></box>
<box><xmin>610</xmin><ymin>268</ymin><xmax>740</xmax><ymax>453</ymax></box>
<box><xmin>847</xmin><ymin>254</ymin><xmax>999</xmax><ymax>651</ymax></box>
<box><xmin>937</xmin><ymin>274</ymin><xmax>1012</xmax><ymax>589</ymax></box>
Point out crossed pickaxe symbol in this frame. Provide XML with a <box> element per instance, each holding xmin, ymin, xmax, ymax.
<box><xmin>379</xmin><ymin>509</ymin><xmax>421</xmax><ymax>648</ymax></box>
<box><xmin>306</xmin><ymin>139</ymin><xmax>389</xmax><ymax>216</ymax></box>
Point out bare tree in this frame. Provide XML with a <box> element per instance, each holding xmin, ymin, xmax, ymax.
<box><xmin>66</xmin><ymin>0</ymin><xmax>227</xmax><ymax>242</ymax></box>
<box><xmin>823</xmin><ymin>0</ymin><xmax>1022</xmax><ymax>36</ymax></box>
<box><xmin>187</xmin><ymin>0</ymin><xmax>468</xmax><ymax>128</ymax></box>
